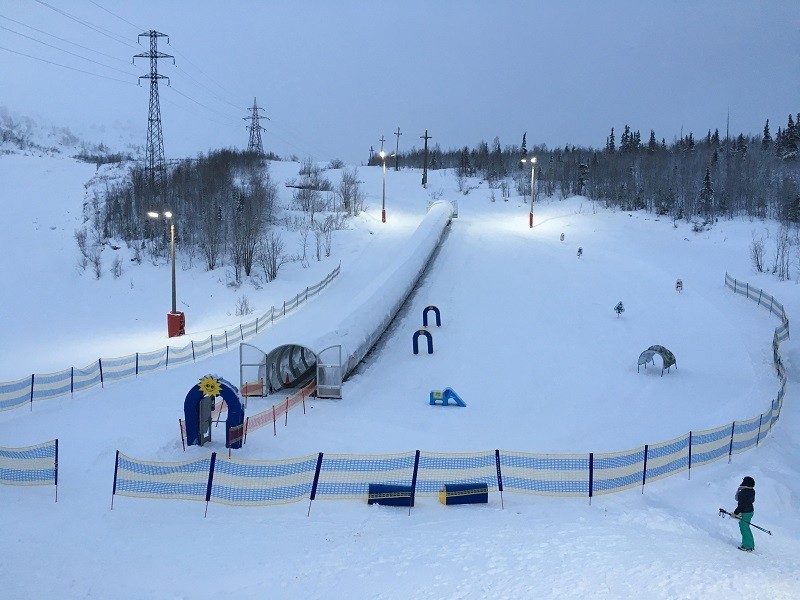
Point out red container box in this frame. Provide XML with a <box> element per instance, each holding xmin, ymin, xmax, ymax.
<box><xmin>167</xmin><ymin>311</ymin><xmax>185</xmax><ymax>337</ymax></box>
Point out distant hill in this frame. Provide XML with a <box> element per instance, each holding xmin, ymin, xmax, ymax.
<box><xmin>0</xmin><ymin>106</ymin><xmax>140</xmax><ymax>164</ymax></box>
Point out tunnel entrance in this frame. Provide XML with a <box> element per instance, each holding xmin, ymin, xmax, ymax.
<box><xmin>239</xmin><ymin>343</ymin><xmax>342</xmax><ymax>399</ymax></box>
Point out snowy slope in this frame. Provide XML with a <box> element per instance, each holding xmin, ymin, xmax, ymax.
<box><xmin>1</xmin><ymin>155</ymin><xmax>799</xmax><ymax>599</ymax></box>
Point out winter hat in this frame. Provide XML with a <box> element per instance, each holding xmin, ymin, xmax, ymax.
<box><xmin>741</xmin><ymin>476</ymin><xmax>755</xmax><ymax>487</ymax></box>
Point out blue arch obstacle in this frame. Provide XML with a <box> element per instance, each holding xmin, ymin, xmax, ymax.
<box><xmin>422</xmin><ymin>305</ymin><xmax>441</xmax><ymax>327</ymax></box>
<box><xmin>429</xmin><ymin>387</ymin><xmax>466</xmax><ymax>407</ymax></box>
<box><xmin>413</xmin><ymin>329</ymin><xmax>434</xmax><ymax>354</ymax></box>
<box><xmin>184</xmin><ymin>375</ymin><xmax>245</xmax><ymax>449</ymax></box>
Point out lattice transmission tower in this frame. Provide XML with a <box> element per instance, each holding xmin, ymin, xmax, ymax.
<box><xmin>244</xmin><ymin>97</ymin><xmax>268</xmax><ymax>155</ymax></box>
<box><xmin>134</xmin><ymin>30</ymin><xmax>174</xmax><ymax>200</ymax></box>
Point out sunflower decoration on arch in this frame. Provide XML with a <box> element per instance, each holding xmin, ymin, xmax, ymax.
<box><xmin>198</xmin><ymin>375</ymin><xmax>222</xmax><ymax>398</ymax></box>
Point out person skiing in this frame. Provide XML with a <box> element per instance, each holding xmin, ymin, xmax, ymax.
<box><xmin>733</xmin><ymin>476</ymin><xmax>756</xmax><ymax>551</ymax></box>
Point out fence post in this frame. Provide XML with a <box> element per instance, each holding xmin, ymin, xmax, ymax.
<box><xmin>727</xmin><ymin>422</ymin><xmax>736</xmax><ymax>463</ymax></box>
<box><xmin>135</xmin><ymin>353</ymin><xmax>139</xmax><ymax>376</ymax></box>
<box><xmin>240</xmin><ymin>324</ymin><xmax>244</xmax><ymax>341</ymax></box>
<box><xmin>688</xmin><ymin>432</ymin><xmax>693</xmax><ymax>480</ymax></box>
<box><xmin>191</xmin><ymin>341</ymin><xmax>196</xmax><ymax>362</ymax></box>
<box><xmin>588</xmin><ymin>453</ymin><xmax>594</xmax><ymax>504</ymax></box>
<box><xmin>641</xmin><ymin>445</ymin><xmax>649</xmax><ymax>493</ymax></box>
<box><xmin>495</xmin><ymin>449</ymin><xmax>505</xmax><ymax>509</ymax></box>
<box><xmin>756</xmin><ymin>414</ymin><xmax>763</xmax><ymax>447</ymax></box>
<box><xmin>54</xmin><ymin>438</ymin><xmax>58</xmax><ymax>503</ymax></box>
<box><xmin>204</xmin><ymin>453</ymin><xmax>217</xmax><ymax>518</ymax></box>
<box><xmin>98</xmin><ymin>359</ymin><xmax>104</xmax><ymax>388</ymax></box>
<box><xmin>70</xmin><ymin>367</ymin><xmax>74</xmax><ymax>396</ymax></box>
<box><xmin>29</xmin><ymin>374</ymin><xmax>35</xmax><ymax>410</ymax></box>
<box><xmin>409</xmin><ymin>450</ymin><xmax>421</xmax><ymax>513</ymax></box>
<box><xmin>307</xmin><ymin>452</ymin><xmax>325</xmax><ymax>516</ymax></box>
<box><xmin>769</xmin><ymin>399</ymin><xmax>775</xmax><ymax>433</ymax></box>
<box><xmin>225</xmin><ymin>331</ymin><xmax>228</xmax><ymax>351</ymax></box>
<box><xmin>273</xmin><ymin>406</ymin><xmax>277</xmax><ymax>436</ymax></box>
<box><xmin>111</xmin><ymin>450</ymin><xmax>120</xmax><ymax>510</ymax></box>
<box><xmin>166</xmin><ymin>346</ymin><xmax>170</xmax><ymax>368</ymax></box>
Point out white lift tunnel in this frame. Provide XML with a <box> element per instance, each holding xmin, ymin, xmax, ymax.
<box><xmin>239</xmin><ymin>200</ymin><xmax>455</xmax><ymax>401</ymax></box>
<box><xmin>240</xmin><ymin>342</ymin><xmax>343</xmax><ymax>399</ymax></box>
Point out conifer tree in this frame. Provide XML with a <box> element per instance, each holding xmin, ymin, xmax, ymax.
<box><xmin>606</xmin><ymin>127</ymin><xmax>616</xmax><ymax>153</ymax></box>
<box><xmin>783</xmin><ymin>114</ymin><xmax>798</xmax><ymax>159</ymax></box>
<box><xmin>700</xmin><ymin>166</ymin><xmax>714</xmax><ymax>220</ymax></box>
<box><xmin>648</xmin><ymin>130</ymin><xmax>657</xmax><ymax>153</ymax></box>
<box><xmin>762</xmin><ymin>119</ymin><xmax>772</xmax><ymax>150</ymax></box>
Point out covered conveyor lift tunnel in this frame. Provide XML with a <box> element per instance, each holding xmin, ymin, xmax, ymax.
<box><xmin>240</xmin><ymin>342</ymin><xmax>342</xmax><ymax>399</ymax></box>
<box><xmin>238</xmin><ymin>200</ymin><xmax>456</xmax><ymax>402</ymax></box>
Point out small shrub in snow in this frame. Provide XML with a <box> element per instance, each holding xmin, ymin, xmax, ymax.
<box><xmin>614</xmin><ymin>301</ymin><xmax>625</xmax><ymax>317</ymax></box>
<box><xmin>235</xmin><ymin>295</ymin><xmax>253</xmax><ymax>316</ymax></box>
<box><xmin>110</xmin><ymin>256</ymin><xmax>123</xmax><ymax>278</ymax></box>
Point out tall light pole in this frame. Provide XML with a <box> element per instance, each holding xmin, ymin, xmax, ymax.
<box><xmin>521</xmin><ymin>156</ymin><xmax>536</xmax><ymax>228</ymax></box>
<box><xmin>147</xmin><ymin>210</ymin><xmax>184</xmax><ymax>336</ymax></box>
<box><xmin>380</xmin><ymin>150</ymin><xmax>387</xmax><ymax>223</ymax></box>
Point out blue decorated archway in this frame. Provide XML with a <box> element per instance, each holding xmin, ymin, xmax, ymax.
<box><xmin>183</xmin><ymin>375</ymin><xmax>245</xmax><ymax>449</ymax></box>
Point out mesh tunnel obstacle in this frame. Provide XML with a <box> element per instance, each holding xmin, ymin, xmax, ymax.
<box><xmin>637</xmin><ymin>345</ymin><xmax>676</xmax><ymax>376</ymax></box>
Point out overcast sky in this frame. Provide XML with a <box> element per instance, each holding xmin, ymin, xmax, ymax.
<box><xmin>1</xmin><ymin>0</ymin><xmax>798</xmax><ymax>164</ymax></box>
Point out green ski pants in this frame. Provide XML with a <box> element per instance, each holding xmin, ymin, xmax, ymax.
<box><xmin>739</xmin><ymin>511</ymin><xmax>754</xmax><ymax>550</ymax></box>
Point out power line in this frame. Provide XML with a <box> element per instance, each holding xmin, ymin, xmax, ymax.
<box><xmin>165</xmin><ymin>84</ymin><xmax>240</xmax><ymax>123</ymax></box>
<box><xmin>1</xmin><ymin>25</ymin><xmax>137</xmax><ymax>77</ymax></box>
<box><xmin>172</xmin><ymin>63</ymin><xmax>242</xmax><ymax>111</ymax></box>
<box><xmin>0</xmin><ymin>45</ymin><xmax>135</xmax><ymax>85</ymax></box>
<box><xmin>85</xmin><ymin>0</ymin><xmax>143</xmax><ymax>31</ymax></box>
<box><xmin>165</xmin><ymin>40</ymin><xmax>240</xmax><ymax>104</ymax></box>
<box><xmin>33</xmin><ymin>0</ymin><xmax>139</xmax><ymax>50</ymax></box>
<box><xmin>0</xmin><ymin>14</ymin><xmax>133</xmax><ymax>65</ymax></box>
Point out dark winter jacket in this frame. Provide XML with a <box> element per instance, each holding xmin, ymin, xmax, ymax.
<box><xmin>735</xmin><ymin>486</ymin><xmax>755</xmax><ymax>515</ymax></box>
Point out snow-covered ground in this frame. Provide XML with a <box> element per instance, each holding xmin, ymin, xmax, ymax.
<box><xmin>1</xmin><ymin>153</ymin><xmax>799</xmax><ymax>599</ymax></box>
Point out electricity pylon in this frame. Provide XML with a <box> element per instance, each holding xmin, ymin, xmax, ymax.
<box><xmin>134</xmin><ymin>30</ymin><xmax>173</xmax><ymax>201</ymax></box>
<box><xmin>244</xmin><ymin>97</ymin><xmax>268</xmax><ymax>155</ymax></box>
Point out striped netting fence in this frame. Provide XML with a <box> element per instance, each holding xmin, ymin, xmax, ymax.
<box><xmin>0</xmin><ymin>439</ymin><xmax>58</xmax><ymax>501</ymax></box>
<box><xmin>178</xmin><ymin>381</ymin><xmax>317</xmax><ymax>450</ymax></box>
<box><xmin>0</xmin><ymin>265</ymin><xmax>340</xmax><ymax>413</ymax></box>
<box><xmin>110</xmin><ymin>274</ymin><xmax>788</xmax><ymax>513</ymax></box>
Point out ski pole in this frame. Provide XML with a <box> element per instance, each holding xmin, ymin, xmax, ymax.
<box><xmin>718</xmin><ymin>508</ymin><xmax>772</xmax><ymax>535</ymax></box>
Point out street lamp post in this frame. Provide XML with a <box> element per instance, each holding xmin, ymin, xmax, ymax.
<box><xmin>521</xmin><ymin>156</ymin><xmax>537</xmax><ymax>228</ymax></box>
<box><xmin>147</xmin><ymin>210</ymin><xmax>184</xmax><ymax>336</ymax></box>
<box><xmin>380</xmin><ymin>150</ymin><xmax>387</xmax><ymax>223</ymax></box>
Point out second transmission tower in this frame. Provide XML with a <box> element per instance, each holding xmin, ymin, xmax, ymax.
<box><xmin>244</xmin><ymin>97</ymin><xmax>268</xmax><ymax>155</ymax></box>
<box><xmin>134</xmin><ymin>30</ymin><xmax>174</xmax><ymax>201</ymax></box>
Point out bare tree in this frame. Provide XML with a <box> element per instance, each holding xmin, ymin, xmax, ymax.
<box><xmin>255</xmin><ymin>230</ymin><xmax>287</xmax><ymax>282</ymax></box>
<box><xmin>89</xmin><ymin>248</ymin><xmax>102</xmax><ymax>279</ymax></box>
<box><xmin>750</xmin><ymin>230</ymin><xmax>767</xmax><ymax>273</ymax></box>
<box><xmin>337</xmin><ymin>168</ymin><xmax>364</xmax><ymax>215</ymax></box>
<box><xmin>199</xmin><ymin>204</ymin><xmax>225</xmax><ymax>270</ymax></box>
<box><xmin>773</xmin><ymin>224</ymin><xmax>792</xmax><ymax>280</ymax></box>
<box><xmin>230</xmin><ymin>172</ymin><xmax>274</xmax><ymax>281</ymax></box>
